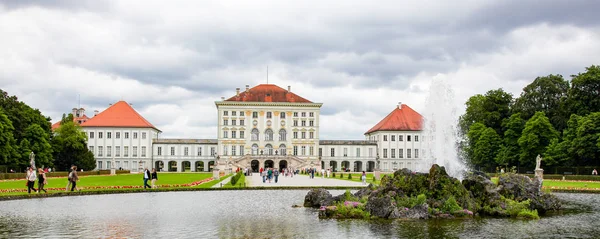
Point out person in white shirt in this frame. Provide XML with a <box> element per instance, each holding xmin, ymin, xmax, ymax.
<box><xmin>26</xmin><ymin>167</ymin><xmax>37</xmax><ymax>194</ymax></box>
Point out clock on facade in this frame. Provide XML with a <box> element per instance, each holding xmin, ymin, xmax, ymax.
<box><xmin>253</xmin><ymin>120</ymin><xmax>258</xmax><ymax>126</ymax></box>
<box><xmin>281</xmin><ymin>120</ymin><xmax>286</xmax><ymax>126</ymax></box>
<box><xmin>267</xmin><ymin>120</ymin><xmax>272</xmax><ymax>126</ymax></box>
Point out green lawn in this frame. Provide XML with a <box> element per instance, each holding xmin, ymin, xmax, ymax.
<box><xmin>0</xmin><ymin>173</ymin><xmax>212</xmax><ymax>190</ymax></box>
<box><xmin>542</xmin><ymin>180</ymin><xmax>600</xmax><ymax>188</ymax></box>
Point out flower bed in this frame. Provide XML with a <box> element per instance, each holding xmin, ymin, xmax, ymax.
<box><xmin>0</xmin><ymin>178</ymin><xmax>214</xmax><ymax>193</ymax></box>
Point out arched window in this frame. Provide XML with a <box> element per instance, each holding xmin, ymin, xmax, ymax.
<box><xmin>265</xmin><ymin>144</ymin><xmax>273</xmax><ymax>155</ymax></box>
<box><xmin>265</xmin><ymin>129</ymin><xmax>273</xmax><ymax>141</ymax></box>
<box><xmin>279</xmin><ymin>129</ymin><xmax>287</xmax><ymax>141</ymax></box>
<box><xmin>252</xmin><ymin>144</ymin><xmax>259</xmax><ymax>155</ymax></box>
<box><xmin>251</xmin><ymin>129</ymin><xmax>259</xmax><ymax>141</ymax></box>
<box><xmin>279</xmin><ymin>144</ymin><xmax>287</xmax><ymax>156</ymax></box>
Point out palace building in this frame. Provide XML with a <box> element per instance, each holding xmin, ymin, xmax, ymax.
<box><xmin>53</xmin><ymin>84</ymin><xmax>424</xmax><ymax>173</ymax></box>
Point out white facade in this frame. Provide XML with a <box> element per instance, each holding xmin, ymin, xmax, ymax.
<box><xmin>214</xmin><ymin>101</ymin><xmax>322</xmax><ymax>163</ymax></box>
<box><xmin>318</xmin><ymin>140</ymin><xmax>378</xmax><ymax>172</ymax></box>
<box><xmin>152</xmin><ymin>139</ymin><xmax>217</xmax><ymax>172</ymax></box>
<box><xmin>365</xmin><ymin>130</ymin><xmax>423</xmax><ymax>172</ymax></box>
<box><xmin>84</xmin><ymin>127</ymin><xmax>159</xmax><ymax>172</ymax></box>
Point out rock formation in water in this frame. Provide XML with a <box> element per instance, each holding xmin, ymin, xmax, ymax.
<box><xmin>304</xmin><ymin>164</ymin><xmax>561</xmax><ymax>220</ymax></box>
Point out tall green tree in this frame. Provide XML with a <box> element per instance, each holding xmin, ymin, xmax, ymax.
<box><xmin>23</xmin><ymin>124</ymin><xmax>53</xmax><ymax>168</ymax></box>
<box><xmin>52</xmin><ymin>115</ymin><xmax>95</xmax><ymax>171</ymax></box>
<box><xmin>0</xmin><ymin>109</ymin><xmax>18</xmax><ymax>169</ymax></box>
<box><xmin>459</xmin><ymin>89</ymin><xmax>513</xmax><ymax>136</ymax></box>
<box><xmin>513</xmin><ymin>74</ymin><xmax>570</xmax><ymax>131</ymax></box>
<box><xmin>518</xmin><ymin>112</ymin><xmax>559</xmax><ymax>169</ymax></box>
<box><xmin>495</xmin><ymin>113</ymin><xmax>525</xmax><ymax>167</ymax></box>
<box><xmin>567</xmin><ymin>65</ymin><xmax>600</xmax><ymax>116</ymax></box>
<box><xmin>472</xmin><ymin>127</ymin><xmax>502</xmax><ymax>170</ymax></box>
<box><xmin>570</xmin><ymin>112</ymin><xmax>600</xmax><ymax>166</ymax></box>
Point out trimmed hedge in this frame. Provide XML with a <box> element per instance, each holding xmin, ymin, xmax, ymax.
<box><xmin>487</xmin><ymin>173</ymin><xmax>600</xmax><ymax>181</ymax></box>
<box><xmin>0</xmin><ymin>170</ymin><xmax>131</xmax><ymax>180</ymax></box>
<box><xmin>230</xmin><ymin>172</ymin><xmax>243</xmax><ymax>186</ymax></box>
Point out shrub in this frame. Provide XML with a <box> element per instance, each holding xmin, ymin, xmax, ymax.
<box><xmin>442</xmin><ymin>196</ymin><xmax>462</xmax><ymax>213</ymax></box>
<box><xmin>395</xmin><ymin>194</ymin><xmax>427</xmax><ymax>208</ymax></box>
<box><xmin>517</xmin><ymin>209</ymin><xmax>540</xmax><ymax>219</ymax></box>
<box><xmin>372</xmin><ymin>175</ymin><xmax>377</xmax><ymax>182</ymax></box>
<box><xmin>505</xmin><ymin>198</ymin><xmax>530</xmax><ymax>217</ymax></box>
<box><xmin>230</xmin><ymin>172</ymin><xmax>243</xmax><ymax>186</ymax></box>
<box><xmin>340</xmin><ymin>173</ymin><xmax>343</xmax><ymax>178</ymax></box>
<box><xmin>348</xmin><ymin>174</ymin><xmax>352</xmax><ymax>179</ymax></box>
<box><xmin>332</xmin><ymin>172</ymin><xmax>336</xmax><ymax>178</ymax></box>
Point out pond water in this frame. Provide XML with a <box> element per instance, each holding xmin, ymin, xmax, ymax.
<box><xmin>0</xmin><ymin>191</ymin><xmax>598</xmax><ymax>238</ymax></box>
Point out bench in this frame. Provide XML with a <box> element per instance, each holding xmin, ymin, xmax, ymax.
<box><xmin>564</xmin><ymin>172</ymin><xmax>573</xmax><ymax>175</ymax></box>
<box><xmin>526</xmin><ymin>171</ymin><xmax>534</xmax><ymax>174</ymax></box>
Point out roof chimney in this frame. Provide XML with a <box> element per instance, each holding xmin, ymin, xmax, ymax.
<box><xmin>288</xmin><ymin>85</ymin><xmax>291</xmax><ymax>92</ymax></box>
<box><xmin>245</xmin><ymin>85</ymin><xmax>250</xmax><ymax>92</ymax></box>
<box><xmin>398</xmin><ymin>102</ymin><xmax>402</xmax><ymax>109</ymax></box>
<box><xmin>94</xmin><ymin>110</ymin><xmax>99</xmax><ymax>116</ymax></box>
<box><xmin>72</xmin><ymin>108</ymin><xmax>77</xmax><ymax>116</ymax></box>
<box><xmin>236</xmin><ymin>88</ymin><xmax>240</xmax><ymax>96</ymax></box>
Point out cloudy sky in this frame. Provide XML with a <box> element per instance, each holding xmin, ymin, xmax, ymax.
<box><xmin>1</xmin><ymin>0</ymin><xmax>599</xmax><ymax>139</ymax></box>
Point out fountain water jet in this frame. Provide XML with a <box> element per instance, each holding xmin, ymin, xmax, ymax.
<box><xmin>419</xmin><ymin>77</ymin><xmax>467</xmax><ymax>179</ymax></box>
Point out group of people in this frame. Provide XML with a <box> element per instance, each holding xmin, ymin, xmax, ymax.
<box><xmin>25</xmin><ymin>167</ymin><xmax>47</xmax><ymax>194</ymax></box>
<box><xmin>142</xmin><ymin>168</ymin><xmax>158</xmax><ymax>189</ymax></box>
<box><xmin>259</xmin><ymin>167</ymin><xmax>280</xmax><ymax>183</ymax></box>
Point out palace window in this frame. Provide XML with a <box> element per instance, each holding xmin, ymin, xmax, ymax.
<box><xmin>293</xmin><ymin>112</ymin><xmax>298</xmax><ymax>117</ymax></box>
<box><xmin>133</xmin><ymin>146</ymin><xmax>138</xmax><ymax>157</ymax></box>
<box><xmin>170</xmin><ymin>147</ymin><xmax>175</xmax><ymax>156</ymax></box>
<box><xmin>293</xmin><ymin>120</ymin><xmax>298</xmax><ymax>126</ymax></box>
<box><xmin>142</xmin><ymin>132</ymin><xmax>146</xmax><ymax>139</ymax></box>
<box><xmin>330</xmin><ymin>148</ymin><xmax>335</xmax><ymax>157</ymax></box>
<box><xmin>197</xmin><ymin>147</ymin><xmax>202</xmax><ymax>156</ymax></box>
<box><xmin>293</xmin><ymin>132</ymin><xmax>298</xmax><ymax>139</ymax></box>
<box><xmin>124</xmin><ymin>146</ymin><xmax>129</xmax><ymax>157</ymax></box>
<box><xmin>89</xmin><ymin>132</ymin><xmax>94</xmax><ymax>139</ymax></box>
<box><xmin>279</xmin><ymin>144</ymin><xmax>286</xmax><ymax>156</ymax></box>
<box><xmin>232</xmin><ymin>145</ymin><xmax>236</xmax><ymax>156</ymax></box>
<box><xmin>280</xmin><ymin>112</ymin><xmax>286</xmax><ymax>119</ymax></box>
<box><xmin>356</xmin><ymin>148</ymin><xmax>360</xmax><ymax>157</ymax></box>
<box><xmin>133</xmin><ymin>132</ymin><xmax>138</xmax><ymax>139</ymax></box>
<box><xmin>309</xmin><ymin>132</ymin><xmax>314</xmax><ymax>139</ymax></box>
<box><xmin>383</xmin><ymin>149</ymin><xmax>387</xmax><ymax>158</ymax></box>
<box><xmin>309</xmin><ymin>112</ymin><xmax>314</xmax><ymax>117</ymax></box>
<box><xmin>301</xmin><ymin>132</ymin><xmax>306</xmax><ymax>139</ymax></box>
<box><xmin>107</xmin><ymin>132</ymin><xmax>112</xmax><ymax>139</ymax></box>
<box><xmin>407</xmin><ymin>135</ymin><xmax>411</xmax><ymax>142</ymax></box>
<box><xmin>252</xmin><ymin>144</ymin><xmax>258</xmax><ymax>155</ymax></box>
<box><xmin>399</xmin><ymin>149</ymin><xmax>404</xmax><ymax>158</ymax></box>
<box><xmin>223</xmin><ymin>119</ymin><xmax>228</xmax><ymax>126</ymax></box>
<box><xmin>99</xmin><ymin>132</ymin><xmax>103</xmax><ymax>139</ymax></box>
<box><xmin>343</xmin><ymin>148</ymin><xmax>348</xmax><ymax>157</ymax></box>
<box><xmin>415</xmin><ymin>135</ymin><xmax>419</xmax><ymax>142</ymax></box>
<box><xmin>107</xmin><ymin>146</ymin><xmax>112</xmax><ymax>157</ymax></box>
<box><xmin>391</xmin><ymin>135</ymin><xmax>395</xmax><ymax>141</ymax></box>
<box><xmin>319</xmin><ymin>148</ymin><xmax>323</xmax><ymax>156</ymax></box>
<box><xmin>211</xmin><ymin>147</ymin><xmax>216</xmax><ymax>156</ymax></box>
<box><xmin>309</xmin><ymin>146</ymin><xmax>314</xmax><ymax>156</ymax></box>
<box><xmin>240</xmin><ymin>120</ymin><xmax>244</xmax><ymax>125</ymax></box>
<box><xmin>415</xmin><ymin>149</ymin><xmax>419</xmax><ymax>158</ymax></box>
<box><xmin>407</xmin><ymin>149</ymin><xmax>412</xmax><ymax>158</ymax></box>
<box><xmin>223</xmin><ymin>145</ymin><xmax>228</xmax><ymax>156</ymax></box>
<box><xmin>383</xmin><ymin>135</ymin><xmax>388</xmax><ymax>141</ymax></box>
<box><xmin>89</xmin><ymin>146</ymin><xmax>94</xmax><ymax>155</ymax></box>
<box><xmin>240</xmin><ymin>131</ymin><xmax>245</xmax><ymax>138</ymax></box>
<box><xmin>251</xmin><ymin>129</ymin><xmax>259</xmax><ymax>141</ymax></box>
<box><xmin>279</xmin><ymin>129</ymin><xmax>287</xmax><ymax>141</ymax></box>
<box><xmin>116</xmin><ymin>132</ymin><xmax>120</xmax><ymax>139</ymax></box>
<box><xmin>301</xmin><ymin>120</ymin><xmax>306</xmax><ymax>126</ymax></box>
<box><xmin>223</xmin><ymin>131</ymin><xmax>228</xmax><ymax>138</ymax></box>
<box><xmin>232</xmin><ymin>120</ymin><xmax>236</xmax><ymax>126</ymax></box>
<box><xmin>184</xmin><ymin>147</ymin><xmax>189</xmax><ymax>156</ymax></box>
<box><xmin>240</xmin><ymin>111</ymin><xmax>245</xmax><ymax>116</ymax></box>
<box><xmin>301</xmin><ymin>146</ymin><xmax>306</xmax><ymax>155</ymax></box>
<box><xmin>265</xmin><ymin>144</ymin><xmax>273</xmax><ymax>155</ymax></box>
<box><xmin>125</xmin><ymin>132</ymin><xmax>129</xmax><ymax>139</ymax></box>
<box><xmin>309</xmin><ymin>121</ymin><xmax>314</xmax><ymax>126</ymax></box>
<box><xmin>301</xmin><ymin>112</ymin><xmax>306</xmax><ymax>117</ymax></box>
<box><xmin>252</xmin><ymin>112</ymin><xmax>258</xmax><ymax>118</ymax></box>
<box><xmin>98</xmin><ymin>146</ymin><xmax>103</xmax><ymax>157</ymax></box>
<box><xmin>116</xmin><ymin>146</ymin><xmax>121</xmax><ymax>157</ymax></box>
<box><xmin>157</xmin><ymin>147</ymin><xmax>161</xmax><ymax>156</ymax></box>
<box><xmin>265</xmin><ymin>129</ymin><xmax>273</xmax><ymax>141</ymax></box>
<box><xmin>232</xmin><ymin>131</ymin><xmax>237</xmax><ymax>139</ymax></box>
<box><xmin>391</xmin><ymin>149</ymin><xmax>395</xmax><ymax>158</ymax></box>
<box><xmin>399</xmin><ymin>135</ymin><xmax>403</xmax><ymax>141</ymax></box>
<box><xmin>223</xmin><ymin>111</ymin><xmax>228</xmax><ymax>116</ymax></box>
<box><xmin>232</xmin><ymin>111</ymin><xmax>236</xmax><ymax>116</ymax></box>
<box><xmin>267</xmin><ymin>112</ymin><xmax>272</xmax><ymax>119</ymax></box>
<box><xmin>240</xmin><ymin>145</ymin><xmax>244</xmax><ymax>155</ymax></box>
<box><xmin>293</xmin><ymin>146</ymin><xmax>298</xmax><ymax>156</ymax></box>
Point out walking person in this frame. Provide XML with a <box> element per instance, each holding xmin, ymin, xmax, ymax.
<box><xmin>26</xmin><ymin>167</ymin><xmax>37</xmax><ymax>194</ymax></box>
<box><xmin>66</xmin><ymin>165</ymin><xmax>74</xmax><ymax>191</ymax></box>
<box><xmin>321</xmin><ymin>168</ymin><xmax>325</xmax><ymax>178</ymax></box>
<box><xmin>151</xmin><ymin>168</ymin><xmax>158</xmax><ymax>189</ymax></box>
<box><xmin>143</xmin><ymin>168</ymin><xmax>151</xmax><ymax>189</ymax></box>
<box><xmin>37</xmin><ymin>168</ymin><xmax>47</xmax><ymax>193</ymax></box>
<box><xmin>70</xmin><ymin>166</ymin><xmax>79</xmax><ymax>191</ymax></box>
<box><xmin>361</xmin><ymin>171</ymin><xmax>367</xmax><ymax>185</ymax></box>
<box><xmin>274</xmin><ymin>169</ymin><xmax>279</xmax><ymax>183</ymax></box>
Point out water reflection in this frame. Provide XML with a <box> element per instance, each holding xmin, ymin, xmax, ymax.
<box><xmin>0</xmin><ymin>192</ymin><xmax>598</xmax><ymax>238</ymax></box>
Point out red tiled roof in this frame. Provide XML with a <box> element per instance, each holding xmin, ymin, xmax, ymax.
<box><xmin>51</xmin><ymin>115</ymin><xmax>90</xmax><ymax>130</ymax></box>
<box><xmin>365</xmin><ymin>104</ymin><xmax>423</xmax><ymax>134</ymax></box>
<box><xmin>225</xmin><ymin>84</ymin><xmax>312</xmax><ymax>103</ymax></box>
<box><xmin>80</xmin><ymin>101</ymin><xmax>160</xmax><ymax>132</ymax></box>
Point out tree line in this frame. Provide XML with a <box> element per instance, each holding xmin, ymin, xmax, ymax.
<box><xmin>0</xmin><ymin>90</ymin><xmax>95</xmax><ymax>172</ymax></box>
<box><xmin>460</xmin><ymin>65</ymin><xmax>600</xmax><ymax>172</ymax></box>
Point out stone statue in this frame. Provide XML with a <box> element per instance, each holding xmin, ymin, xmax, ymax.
<box><xmin>29</xmin><ymin>151</ymin><xmax>36</xmax><ymax>169</ymax></box>
<box><xmin>535</xmin><ymin>154</ymin><xmax>542</xmax><ymax>170</ymax></box>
